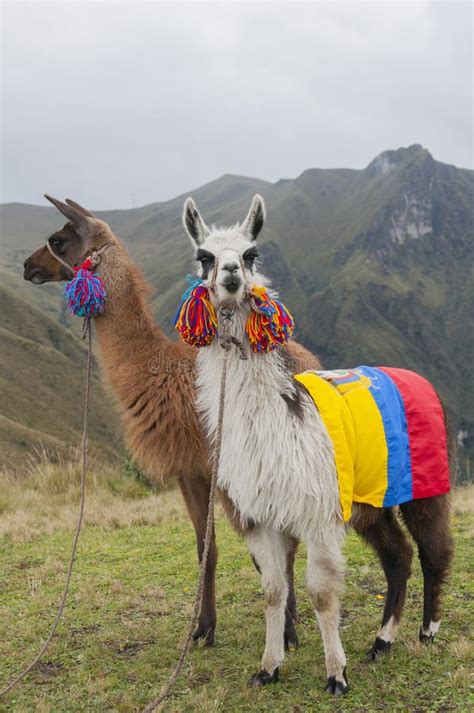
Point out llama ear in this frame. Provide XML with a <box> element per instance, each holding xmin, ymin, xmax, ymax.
<box><xmin>65</xmin><ymin>198</ymin><xmax>96</xmax><ymax>218</ymax></box>
<box><xmin>182</xmin><ymin>197</ymin><xmax>210</xmax><ymax>247</ymax></box>
<box><xmin>242</xmin><ymin>194</ymin><xmax>265</xmax><ymax>242</ymax></box>
<box><xmin>44</xmin><ymin>194</ymin><xmax>91</xmax><ymax>233</ymax></box>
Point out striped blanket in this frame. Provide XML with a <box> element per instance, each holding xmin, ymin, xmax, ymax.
<box><xmin>294</xmin><ymin>367</ymin><xmax>450</xmax><ymax>522</ymax></box>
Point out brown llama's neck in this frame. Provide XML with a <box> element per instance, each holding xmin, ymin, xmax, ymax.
<box><xmin>87</xmin><ymin>235</ymin><xmax>207</xmax><ymax>483</ymax></box>
<box><xmin>93</xmin><ymin>241</ymin><xmax>171</xmax><ymax>398</ymax></box>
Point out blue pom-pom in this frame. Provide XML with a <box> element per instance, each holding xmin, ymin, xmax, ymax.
<box><xmin>64</xmin><ymin>267</ymin><xmax>107</xmax><ymax>317</ymax></box>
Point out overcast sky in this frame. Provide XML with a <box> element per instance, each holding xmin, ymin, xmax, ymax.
<box><xmin>1</xmin><ymin>1</ymin><xmax>472</xmax><ymax>209</ymax></box>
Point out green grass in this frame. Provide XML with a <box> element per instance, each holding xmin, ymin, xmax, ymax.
<box><xmin>1</xmin><ymin>478</ymin><xmax>473</xmax><ymax>712</ymax></box>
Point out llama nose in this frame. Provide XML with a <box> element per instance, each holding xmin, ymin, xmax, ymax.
<box><xmin>221</xmin><ymin>262</ymin><xmax>240</xmax><ymax>274</ymax></box>
<box><xmin>23</xmin><ymin>257</ymin><xmax>39</xmax><ymax>281</ymax></box>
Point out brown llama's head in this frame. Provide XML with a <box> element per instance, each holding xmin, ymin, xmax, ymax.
<box><xmin>23</xmin><ymin>196</ymin><xmax>115</xmax><ymax>284</ymax></box>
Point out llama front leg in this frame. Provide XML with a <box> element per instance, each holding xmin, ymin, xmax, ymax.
<box><xmin>178</xmin><ymin>474</ymin><xmax>217</xmax><ymax>646</ymax></box>
<box><xmin>246</xmin><ymin>526</ymin><xmax>289</xmax><ymax>686</ymax></box>
<box><xmin>284</xmin><ymin>536</ymin><xmax>299</xmax><ymax>651</ymax></box>
<box><xmin>249</xmin><ymin>537</ymin><xmax>299</xmax><ymax>651</ymax></box>
<box><xmin>306</xmin><ymin>533</ymin><xmax>349</xmax><ymax>696</ymax></box>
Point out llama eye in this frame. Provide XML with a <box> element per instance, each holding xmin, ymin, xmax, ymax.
<box><xmin>50</xmin><ymin>238</ymin><xmax>65</xmax><ymax>252</ymax></box>
<box><xmin>243</xmin><ymin>249</ymin><xmax>259</xmax><ymax>269</ymax></box>
<box><xmin>196</xmin><ymin>250</ymin><xmax>215</xmax><ymax>267</ymax></box>
<box><xmin>196</xmin><ymin>249</ymin><xmax>215</xmax><ymax>279</ymax></box>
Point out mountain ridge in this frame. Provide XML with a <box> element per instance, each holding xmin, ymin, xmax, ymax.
<box><xmin>1</xmin><ymin>145</ymin><xmax>472</xmax><ymax>475</ymax></box>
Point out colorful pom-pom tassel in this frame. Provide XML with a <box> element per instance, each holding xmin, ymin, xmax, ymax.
<box><xmin>64</xmin><ymin>256</ymin><xmax>107</xmax><ymax>318</ymax></box>
<box><xmin>174</xmin><ymin>279</ymin><xmax>293</xmax><ymax>353</ymax></box>
<box><xmin>246</xmin><ymin>286</ymin><xmax>294</xmax><ymax>353</ymax></box>
<box><xmin>174</xmin><ymin>279</ymin><xmax>218</xmax><ymax>347</ymax></box>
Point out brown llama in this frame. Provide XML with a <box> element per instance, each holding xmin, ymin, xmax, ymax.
<box><xmin>23</xmin><ymin>195</ymin><xmax>319</xmax><ymax>648</ymax></box>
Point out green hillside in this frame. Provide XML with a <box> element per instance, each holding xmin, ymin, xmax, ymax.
<box><xmin>1</xmin><ymin>145</ymin><xmax>472</xmax><ymax>472</ymax></box>
<box><xmin>0</xmin><ymin>286</ymin><xmax>122</xmax><ymax>466</ymax></box>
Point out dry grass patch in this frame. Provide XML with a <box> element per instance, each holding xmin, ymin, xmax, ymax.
<box><xmin>0</xmin><ymin>449</ymin><xmax>187</xmax><ymax>542</ymax></box>
<box><xmin>452</xmin><ymin>483</ymin><xmax>474</xmax><ymax>515</ymax></box>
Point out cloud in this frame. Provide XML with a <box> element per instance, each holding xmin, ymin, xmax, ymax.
<box><xmin>1</xmin><ymin>1</ymin><xmax>472</xmax><ymax>208</ymax></box>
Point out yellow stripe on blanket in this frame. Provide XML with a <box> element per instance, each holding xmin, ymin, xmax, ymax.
<box><xmin>295</xmin><ymin>372</ymin><xmax>355</xmax><ymax>521</ymax></box>
<box><xmin>295</xmin><ymin>371</ymin><xmax>389</xmax><ymax>520</ymax></box>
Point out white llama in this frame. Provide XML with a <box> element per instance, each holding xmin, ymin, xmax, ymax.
<box><xmin>180</xmin><ymin>195</ymin><xmax>348</xmax><ymax>694</ymax></box>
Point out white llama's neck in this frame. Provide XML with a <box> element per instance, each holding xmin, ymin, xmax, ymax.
<box><xmin>196</xmin><ymin>307</ymin><xmax>341</xmax><ymax>543</ymax></box>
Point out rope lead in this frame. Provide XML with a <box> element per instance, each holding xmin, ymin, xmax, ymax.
<box><xmin>0</xmin><ymin>319</ymin><xmax>92</xmax><ymax>698</ymax></box>
<box><xmin>141</xmin><ymin>311</ymin><xmax>234</xmax><ymax>712</ymax></box>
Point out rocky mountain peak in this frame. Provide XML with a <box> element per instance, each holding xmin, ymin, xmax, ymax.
<box><xmin>366</xmin><ymin>144</ymin><xmax>433</xmax><ymax>178</ymax></box>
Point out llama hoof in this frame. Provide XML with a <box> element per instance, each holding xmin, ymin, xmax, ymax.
<box><xmin>324</xmin><ymin>669</ymin><xmax>349</xmax><ymax>696</ymax></box>
<box><xmin>248</xmin><ymin>667</ymin><xmax>279</xmax><ymax>687</ymax></box>
<box><xmin>419</xmin><ymin>627</ymin><xmax>435</xmax><ymax>644</ymax></box>
<box><xmin>366</xmin><ymin>637</ymin><xmax>392</xmax><ymax>661</ymax></box>
<box><xmin>284</xmin><ymin>624</ymin><xmax>299</xmax><ymax>651</ymax></box>
<box><xmin>192</xmin><ymin>624</ymin><xmax>215</xmax><ymax>646</ymax></box>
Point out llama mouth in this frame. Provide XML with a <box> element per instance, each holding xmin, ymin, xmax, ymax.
<box><xmin>220</xmin><ymin>277</ymin><xmax>243</xmax><ymax>295</ymax></box>
<box><xmin>24</xmin><ymin>267</ymin><xmax>47</xmax><ymax>284</ymax></box>
<box><xmin>224</xmin><ymin>282</ymin><xmax>240</xmax><ymax>294</ymax></box>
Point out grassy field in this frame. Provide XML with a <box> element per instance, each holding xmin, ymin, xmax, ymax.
<box><xmin>0</xmin><ymin>457</ymin><xmax>473</xmax><ymax>712</ymax></box>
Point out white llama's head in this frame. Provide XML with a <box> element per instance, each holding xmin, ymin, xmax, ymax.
<box><xmin>182</xmin><ymin>194</ymin><xmax>266</xmax><ymax>305</ymax></box>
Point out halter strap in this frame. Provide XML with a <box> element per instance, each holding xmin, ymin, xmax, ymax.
<box><xmin>46</xmin><ymin>240</ymin><xmax>113</xmax><ymax>276</ymax></box>
<box><xmin>45</xmin><ymin>240</ymin><xmax>75</xmax><ymax>276</ymax></box>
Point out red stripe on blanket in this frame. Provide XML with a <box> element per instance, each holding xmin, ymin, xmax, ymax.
<box><xmin>378</xmin><ymin>367</ymin><xmax>450</xmax><ymax>499</ymax></box>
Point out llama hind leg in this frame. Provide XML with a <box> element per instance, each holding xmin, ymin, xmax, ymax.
<box><xmin>352</xmin><ymin>504</ymin><xmax>413</xmax><ymax>660</ymax></box>
<box><xmin>306</xmin><ymin>532</ymin><xmax>349</xmax><ymax>695</ymax></box>
<box><xmin>245</xmin><ymin>526</ymin><xmax>289</xmax><ymax>686</ymax></box>
<box><xmin>400</xmin><ymin>494</ymin><xmax>454</xmax><ymax>643</ymax></box>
